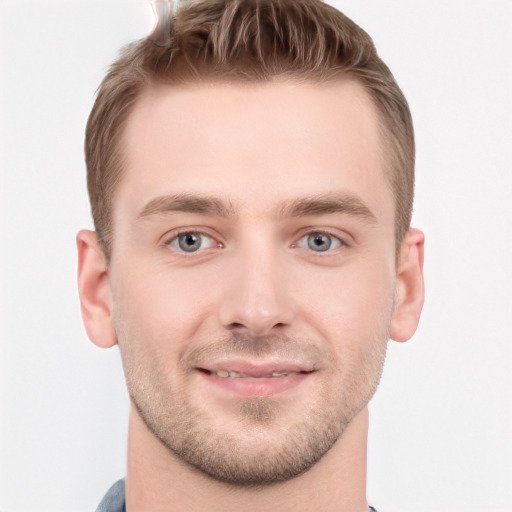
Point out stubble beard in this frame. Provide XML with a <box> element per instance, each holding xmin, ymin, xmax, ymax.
<box><xmin>120</xmin><ymin>327</ymin><xmax>390</xmax><ymax>487</ymax></box>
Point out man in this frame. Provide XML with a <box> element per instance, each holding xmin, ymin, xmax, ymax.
<box><xmin>77</xmin><ymin>0</ymin><xmax>424</xmax><ymax>510</ymax></box>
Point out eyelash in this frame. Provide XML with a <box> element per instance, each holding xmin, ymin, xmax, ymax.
<box><xmin>164</xmin><ymin>230</ymin><xmax>223</xmax><ymax>254</ymax></box>
<box><xmin>293</xmin><ymin>231</ymin><xmax>347</xmax><ymax>254</ymax></box>
<box><xmin>163</xmin><ymin>229</ymin><xmax>348</xmax><ymax>255</ymax></box>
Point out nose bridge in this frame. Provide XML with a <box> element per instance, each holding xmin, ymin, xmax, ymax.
<box><xmin>218</xmin><ymin>238</ymin><xmax>294</xmax><ymax>336</ymax></box>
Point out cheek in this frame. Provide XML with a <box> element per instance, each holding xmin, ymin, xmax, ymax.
<box><xmin>297</xmin><ymin>258</ymin><xmax>396</xmax><ymax>344</ymax></box>
<box><xmin>111</xmin><ymin>262</ymin><xmax>218</xmax><ymax>349</ymax></box>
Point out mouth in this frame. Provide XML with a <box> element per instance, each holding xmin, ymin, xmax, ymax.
<box><xmin>201</xmin><ymin>369</ymin><xmax>306</xmax><ymax>379</ymax></box>
<box><xmin>196</xmin><ymin>364</ymin><xmax>314</xmax><ymax>396</ymax></box>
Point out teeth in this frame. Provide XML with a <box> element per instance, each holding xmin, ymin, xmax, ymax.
<box><xmin>211</xmin><ymin>370</ymin><xmax>293</xmax><ymax>378</ymax></box>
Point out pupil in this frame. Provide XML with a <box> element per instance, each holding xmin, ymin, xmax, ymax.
<box><xmin>179</xmin><ymin>233</ymin><xmax>201</xmax><ymax>252</ymax></box>
<box><xmin>308</xmin><ymin>234</ymin><xmax>330</xmax><ymax>251</ymax></box>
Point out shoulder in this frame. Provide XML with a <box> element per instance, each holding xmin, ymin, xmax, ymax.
<box><xmin>94</xmin><ymin>479</ymin><xmax>126</xmax><ymax>512</ymax></box>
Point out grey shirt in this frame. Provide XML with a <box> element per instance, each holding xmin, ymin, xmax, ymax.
<box><xmin>95</xmin><ymin>479</ymin><xmax>379</xmax><ymax>512</ymax></box>
<box><xmin>95</xmin><ymin>479</ymin><xmax>125</xmax><ymax>512</ymax></box>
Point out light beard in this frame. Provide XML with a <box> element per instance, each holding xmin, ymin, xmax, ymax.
<box><xmin>120</xmin><ymin>329</ymin><xmax>389</xmax><ymax>487</ymax></box>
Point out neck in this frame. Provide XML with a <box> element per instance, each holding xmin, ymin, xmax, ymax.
<box><xmin>125</xmin><ymin>405</ymin><xmax>370</xmax><ymax>512</ymax></box>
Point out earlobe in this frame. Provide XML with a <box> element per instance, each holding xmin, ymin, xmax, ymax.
<box><xmin>390</xmin><ymin>228</ymin><xmax>425</xmax><ymax>343</ymax></box>
<box><xmin>76</xmin><ymin>229</ymin><xmax>117</xmax><ymax>349</ymax></box>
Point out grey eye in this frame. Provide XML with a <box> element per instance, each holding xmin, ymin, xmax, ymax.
<box><xmin>308</xmin><ymin>233</ymin><xmax>331</xmax><ymax>251</ymax></box>
<box><xmin>169</xmin><ymin>232</ymin><xmax>214</xmax><ymax>253</ymax></box>
<box><xmin>296</xmin><ymin>232</ymin><xmax>342</xmax><ymax>252</ymax></box>
<box><xmin>178</xmin><ymin>233</ymin><xmax>201</xmax><ymax>252</ymax></box>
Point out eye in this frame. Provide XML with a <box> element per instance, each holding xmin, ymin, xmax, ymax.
<box><xmin>167</xmin><ymin>232</ymin><xmax>216</xmax><ymax>253</ymax></box>
<box><xmin>296</xmin><ymin>232</ymin><xmax>343</xmax><ymax>252</ymax></box>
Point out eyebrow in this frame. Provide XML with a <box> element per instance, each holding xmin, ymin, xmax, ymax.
<box><xmin>137</xmin><ymin>193</ymin><xmax>235</xmax><ymax>220</ymax></box>
<box><xmin>280</xmin><ymin>193</ymin><xmax>377</xmax><ymax>223</ymax></box>
<box><xmin>136</xmin><ymin>192</ymin><xmax>377</xmax><ymax>224</ymax></box>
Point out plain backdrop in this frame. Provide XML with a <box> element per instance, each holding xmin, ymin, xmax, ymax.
<box><xmin>0</xmin><ymin>1</ymin><xmax>511</xmax><ymax>511</ymax></box>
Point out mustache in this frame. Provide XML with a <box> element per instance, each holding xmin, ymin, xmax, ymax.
<box><xmin>181</xmin><ymin>332</ymin><xmax>330</xmax><ymax>369</ymax></box>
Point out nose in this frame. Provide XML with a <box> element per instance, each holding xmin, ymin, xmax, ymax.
<box><xmin>217</xmin><ymin>248</ymin><xmax>296</xmax><ymax>337</ymax></box>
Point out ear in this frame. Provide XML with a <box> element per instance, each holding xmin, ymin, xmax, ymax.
<box><xmin>390</xmin><ymin>228</ymin><xmax>425</xmax><ymax>343</ymax></box>
<box><xmin>76</xmin><ymin>229</ymin><xmax>117</xmax><ymax>348</ymax></box>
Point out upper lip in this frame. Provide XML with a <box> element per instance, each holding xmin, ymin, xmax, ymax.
<box><xmin>197</xmin><ymin>360</ymin><xmax>315</xmax><ymax>377</ymax></box>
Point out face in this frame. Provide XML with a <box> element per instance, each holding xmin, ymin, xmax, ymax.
<box><xmin>109</xmin><ymin>79</ymin><xmax>398</xmax><ymax>485</ymax></box>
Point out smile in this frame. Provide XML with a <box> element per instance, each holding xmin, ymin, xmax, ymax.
<box><xmin>207</xmin><ymin>370</ymin><xmax>296</xmax><ymax>378</ymax></box>
<box><xmin>198</xmin><ymin>366</ymin><xmax>313</xmax><ymax>397</ymax></box>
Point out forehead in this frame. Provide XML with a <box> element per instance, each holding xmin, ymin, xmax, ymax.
<box><xmin>116</xmin><ymin>78</ymin><xmax>392</xmax><ymax>224</ymax></box>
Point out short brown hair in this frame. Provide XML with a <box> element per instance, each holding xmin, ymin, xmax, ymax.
<box><xmin>85</xmin><ymin>0</ymin><xmax>414</xmax><ymax>256</ymax></box>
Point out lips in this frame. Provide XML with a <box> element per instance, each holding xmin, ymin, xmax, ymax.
<box><xmin>198</xmin><ymin>360</ymin><xmax>314</xmax><ymax>377</ymax></box>
<box><xmin>208</xmin><ymin>370</ymin><xmax>296</xmax><ymax>378</ymax></box>
<box><xmin>197</xmin><ymin>361</ymin><xmax>314</xmax><ymax>396</ymax></box>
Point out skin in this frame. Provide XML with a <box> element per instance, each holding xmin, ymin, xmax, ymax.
<box><xmin>77</xmin><ymin>78</ymin><xmax>424</xmax><ymax>511</ymax></box>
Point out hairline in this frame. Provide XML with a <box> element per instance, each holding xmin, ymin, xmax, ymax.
<box><xmin>101</xmin><ymin>71</ymin><xmax>402</xmax><ymax>260</ymax></box>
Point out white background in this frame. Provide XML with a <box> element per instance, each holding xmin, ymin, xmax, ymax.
<box><xmin>0</xmin><ymin>1</ymin><xmax>511</xmax><ymax>511</ymax></box>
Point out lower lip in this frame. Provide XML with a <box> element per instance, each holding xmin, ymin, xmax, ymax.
<box><xmin>199</xmin><ymin>371</ymin><xmax>310</xmax><ymax>397</ymax></box>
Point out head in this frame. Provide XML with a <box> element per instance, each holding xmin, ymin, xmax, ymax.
<box><xmin>78</xmin><ymin>0</ymin><xmax>424</xmax><ymax>487</ymax></box>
